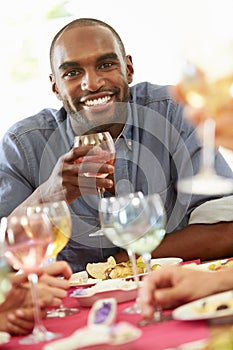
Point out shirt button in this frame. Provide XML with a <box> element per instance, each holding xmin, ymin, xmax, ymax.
<box><xmin>128</xmin><ymin>140</ymin><xmax>132</xmax><ymax>146</ymax></box>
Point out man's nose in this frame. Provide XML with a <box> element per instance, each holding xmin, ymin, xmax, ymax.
<box><xmin>81</xmin><ymin>70</ymin><xmax>104</xmax><ymax>92</ymax></box>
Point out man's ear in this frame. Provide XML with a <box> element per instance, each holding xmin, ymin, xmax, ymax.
<box><xmin>126</xmin><ymin>55</ymin><xmax>134</xmax><ymax>84</ymax></box>
<box><xmin>49</xmin><ymin>73</ymin><xmax>61</xmax><ymax>100</ymax></box>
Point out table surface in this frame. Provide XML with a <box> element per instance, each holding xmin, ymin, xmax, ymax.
<box><xmin>1</xmin><ymin>287</ymin><xmax>210</xmax><ymax>350</ymax></box>
<box><xmin>3</xmin><ymin>258</ymin><xmax>233</xmax><ymax>350</ymax></box>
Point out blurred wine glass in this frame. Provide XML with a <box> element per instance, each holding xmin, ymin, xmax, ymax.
<box><xmin>175</xmin><ymin>41</ymin><xmax>233</xmax><ymax>194</ymax></box>
<box><xmin>4</xmin><ymin>212</ymin><xmax>61</xmax><ymax>344</ymax></box>
<box><xmin>27</xmin><ymin>200</ymin><xmax>79</xmax><ymax>318</ymax></box>
<box><xmin>74</xmin><ymin>132</ymin><xmax>116</xmax><ymax>236</ymax></box>
<box><xmin>0</xmin><ymin>218</ymin><xmax>11</xmax><ymax>304</ymax></box>
<box><xmin>99</xmin><ymin>191</ymin><xmax>166</xmax><ymax>320</ymax></box>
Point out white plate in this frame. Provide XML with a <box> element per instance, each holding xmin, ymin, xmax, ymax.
<box><xmin>69</xmin><ymin>271</ymin><xmax>102</xmax><ymax>287</ymax></box>
<box><xmin>44</xmin><ymin>322</ymin><xmax>142</xmax><ymax>350</ymax></box>
<box><xmin>70</xmin><ymin>257</ymin><xmax>183</xmax><ymax>286</ymax></box>
<box><xmin>126</xmin><ymin>257</ymin><xmax>183</xmax><ymax>280</ymax></box>
<box><xmin>196</xmin><ymin>259</ymin><xmax>231</xmax><ymax>271</ymax></box>
<box><xmin>0</xmin><ymin>332</ymin><xmax>10</xmax><ymax>345</ymax></box>
<box><xmin>173</xmin><ymin>290</ymin><xmax>233</xmax><ymax>320</ymax></box>
<box><xmin>183</xmin><ymin>259</ymin><xmax>233</xmax><ymax>271</ymax></box>
<box><xmin>71</xmin><ymin>279</ymin><xmax>139</xmax><ymax>307</ymax></box>
<box><xmin>150</xmin><ymin>257</ymin><xmax>183</xmax><ymax>267</ymax></box>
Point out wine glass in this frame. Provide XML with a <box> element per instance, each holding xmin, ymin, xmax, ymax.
<box><xmin>99</xmin><ymin>191</ymin><xmax>144</xmax><ymax>314</ymax></box>
<box><xmin>4</xmin><ymin>212</ymin><xmax>61</xmax><ymax>344</ymax></box>
<box><xmin>0</xmin><ymin>217</ymin><xmax>12</xmax><ymax>304</ymax></box>
<box><xmin>74</xmin><ymin>132</ymin><xmax>116</xmax><ymax>237</ymax></box>
<box><xmin>99</xmin><ymin>192</ymin><xmax>167</xmax><ymax>318</ymax></box>
<box><xmin>175</xmin><ymin>42</ymin><xmax>233</xmax><ymax>195</ymax></box>
<box><xmin>27</xmin><ymin>200</ymin><xmax>79</xmax><ymax>318</ymax></box>
<box><xmin>124</xmin><ymin>193</ymin><xmax>167</xmax><ymax>275</ymax></box>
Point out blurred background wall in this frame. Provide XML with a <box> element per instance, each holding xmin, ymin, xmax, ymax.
<box><xmin>1</xmin><ymin>0</ymin><xmax>232</xmax><ymax>168</ymax></box>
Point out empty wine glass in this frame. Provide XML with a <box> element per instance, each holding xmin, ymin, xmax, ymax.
<box><xmin>74</xmin><ymin>132</ymin><xmax>116</xmax><ymax>237</ymax></box>
<box><xmin>125</xmin><ymin>193</ymin><xmax>167</xmax><ymax>275</ymax></box>
<box><xmin>4</xmin><ymin>212</ymin><xmax>61</xmax><ymax>344</ymax></box>
<box><xmin>99</xmin><ymin>191</ymin><xmax>167</xmax><ymax>320</ymax></box>
<box><xmin>175</xmin><ymin>41</ymin><xmax>233</xmax><ymax>195</ymax></box>
<box><xmin>27</xmin><ymin>200</ymin><xmax>79</xmax><ymax>318</ymax></box>
<box><xmin>99</xmin><ymin>191</ymin><xmax>144</xmax><ymax>314</ymax></box>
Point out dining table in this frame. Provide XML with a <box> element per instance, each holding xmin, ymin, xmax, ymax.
<box><xmin>1</xmin><ymin>259</ymin><xmax>232</xmax><ymax>350</ymax></box>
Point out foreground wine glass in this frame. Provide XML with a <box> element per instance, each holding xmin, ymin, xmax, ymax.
<box><xmin>99</xmin><ymin>192</ymin><xmax>144</xmax><ymax>314</ymax></box>
<box><xmin>0</xmin><ymin>218</ymin><xmax>11</xmax><ymax>304</ymax></box>
<box><xmin>176</xmin><ymin>42</ymin><xmax>233</xmax><ymax>195</ymax></box>
<box><xmin>99</xmin><ymin>191</ymin><xmax>166</xmax><ymax>320</ymax></box>
<box><xmin>124</xmin><ymin>193</ymin><xmax>167</xmax><ymax>275</ymax></box>
<box><xmin>4</xmin><ymin>213</ymin><xmax>61</xmax><ymax>344</ymax></box>
<box><xmin>74</xmin><ymin>132</ymin><xmax>116</xmax><ymax>236</ymax></box>
<box><xmin>27</xmin><ymin>200</ymin><xmax>79</xmax><ymax>318</ymax></box>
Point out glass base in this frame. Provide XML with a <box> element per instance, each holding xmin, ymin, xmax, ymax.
<box><xmin>178</xmin><ymin>173</ymin><xmax>233</xmax><ymax>195</ymax></box>
<box><xmin>47</xmin><ymin>307</ymin><xmax>80</xmax><ymax>318</ymax></box>
<box><xmin>138</xmin><ymin>312</ymin><xmax>172</xmax><ymax>326</ymax></box>
<box><xmin>19</xmin><ymin>329</ymin><xmax>61</xmax><ymax>344</ymax></box>
<box><xmin>121</xmin><ymin>301</ymin><xmax>141</xmax><ymax>314</ymax></box>
<box><xmin>89</xmin><ymin>230</ymin><xmax>104</xmax><ymax>237</ymax></box>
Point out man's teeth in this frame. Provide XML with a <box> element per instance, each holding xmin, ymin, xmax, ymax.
<box><xmin>85</xmin><ymin>96</ymin><xmax>111</xmax><ymax>106</ymax></box>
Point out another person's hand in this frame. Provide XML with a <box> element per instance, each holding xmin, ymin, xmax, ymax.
<box><xmin>0</xmin><ymin>261</ymin><xmax>72</xmax><ymax>335</ymax></box>
<box><xmin>40</xmin><ymin>145</ymin><xmax>114</xmax><ymax>203</ymax></box>
<box><xmin>139</xmin><ymin>265</ymin><xmax>233</xmax><ymax>319</ymax></box>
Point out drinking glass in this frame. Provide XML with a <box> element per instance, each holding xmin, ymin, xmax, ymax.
<box><xmin>4</xmin><ymin>213</ymin><xmax>61</xmax><ymax>344</ymax></box>
<box><xmin>0</xmin><ymin>217</ymin><xmax>11</xmax><ymax>304</ymax></box>
<box><xmin>99</xmin><ymin>191</ymin><xmax>166</xmax><ymax>319</ymax></box>
<box><xmin>175</xmin><ymin>42</ymin><xmax>233</xmax><ymax>195</ymax></box>
<box><xmin>99</xmin><ymin>192</ymin><xmax>144</xmax><ymax>314</ymax></box>
<box><xmin>27</xmin><ymin>200</ymin><xmax>79</xmax><ymax>318</ymax></box>
<box><xmin>74</xmin><ymin>132</ymin><xmax>116</xmax><ymax>236</ymax></box>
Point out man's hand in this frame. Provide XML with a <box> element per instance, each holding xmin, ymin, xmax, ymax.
<box><xmin>39</xmin><ymin>145</ymin><xmax>114</xmax><ymax>203</ymax></box>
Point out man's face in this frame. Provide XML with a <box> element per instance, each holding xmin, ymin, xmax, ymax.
<box><xmin>50</xmin><ymin>25</ymin><xmax>134</xmax><ymax>134</ymax></box>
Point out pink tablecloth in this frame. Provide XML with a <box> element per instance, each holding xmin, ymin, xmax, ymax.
<box><xmin>1</xmin><ymin>287</ymin><xmax>209</xmax><ymax>350</ymax></box>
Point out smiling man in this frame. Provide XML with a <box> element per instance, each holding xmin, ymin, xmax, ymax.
<box><xmin>0</xmin><ymin>18</ymin><xmax>233</xmax><ymax>272</ymax></box>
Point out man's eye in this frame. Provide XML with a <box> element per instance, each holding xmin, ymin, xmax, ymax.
<box><xmin>65</xmin><ymin>69</ymin><xmax>81</xmax><ymax>78</ymax></box>
<box><xmin>100</xmin><ymin>62</ymin><xmax>114</xmax><ymax>69</ymax></box>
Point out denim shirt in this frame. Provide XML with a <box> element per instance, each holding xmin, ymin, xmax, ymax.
<box><xmin>1</xmin><ymin>82</ymin><xmax>232</xmax><ymax>272</ymax></box>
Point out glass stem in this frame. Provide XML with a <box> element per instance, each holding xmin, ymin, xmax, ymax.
<box><xmin>142</xmin><ymin>252</ymin><xmax>152</xmax><ymax>273</ymax></box>
<box><xmin>127</xmin><ymin>249</ymin><xmax>139</xmax><ymax>287</ymax></box>
<box><xmin>44</xmin><ymin>256</ymin><xmax>56</xmax><ymax>266</ymax></box>
<box><xmin>28</xmin><ymin>273</ymin><xmax>46</xmax><ymax>336</ymax></box>
<box><xmin>97</xmin><ymin>187</ymin><xmax>104</xmax><ymax>198</ymax></box>
<box><xmin>201</xmin><ymin>118</ymin><xmax>216</xmax><ymax>173</ymax></box>
<box><xmin>142</xmin><ymin>253</ymin><xmax>162</xmax><ymax>322</ymax></box>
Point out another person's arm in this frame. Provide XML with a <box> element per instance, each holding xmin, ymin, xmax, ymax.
<box><xmin>139</xmin><ymin>265</ymin><xmax>233</xmax><ymax>318</ymax></box>
<box><xmin>0</xmin><ymin>261</ymin><xmax>72</xmax><ymax>335</ymax></box>
<box><xmin>151</xmin><ymin>221</ymin><xmax>233</xmax><ymax>262</ymax></box>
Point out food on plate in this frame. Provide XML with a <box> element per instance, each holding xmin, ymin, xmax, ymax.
<box><xmin>151</xmin><ymin>263</ymin><xmax>161</xmax><ymax>270</ymax></box>
<box><xmin>105</xmin><ymin>261</ymin><xmax>144</xmax><ymax>279</ymax></box>
<box><xmin>86</xmin><ymin>256</ymin><xmax>153</xmax><ymax>280</ymax></box>
<box><xmin>72</xmin><ymin>279</ymin><xmax>140</xmax><ymax>296</ymax></box>
<box><xmin>208</xmin><ymin>258</ymin><xmax>233</xmax><ymax>271</ymax></box>
<box><xmin>195</xmin><ymin>296</ymin><xmax>233</xmax><ymax>314</ymax></box>
<box><xmin>86</xmin><ymin>256</ymin><xmax>117</xmax><ymax>279</ymax></box>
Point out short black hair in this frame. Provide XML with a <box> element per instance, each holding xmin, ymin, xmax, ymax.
<box><xmin>49</xmin><ymin>18</ymin><xmax>126</xmax><ymax>72</ymax></box>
